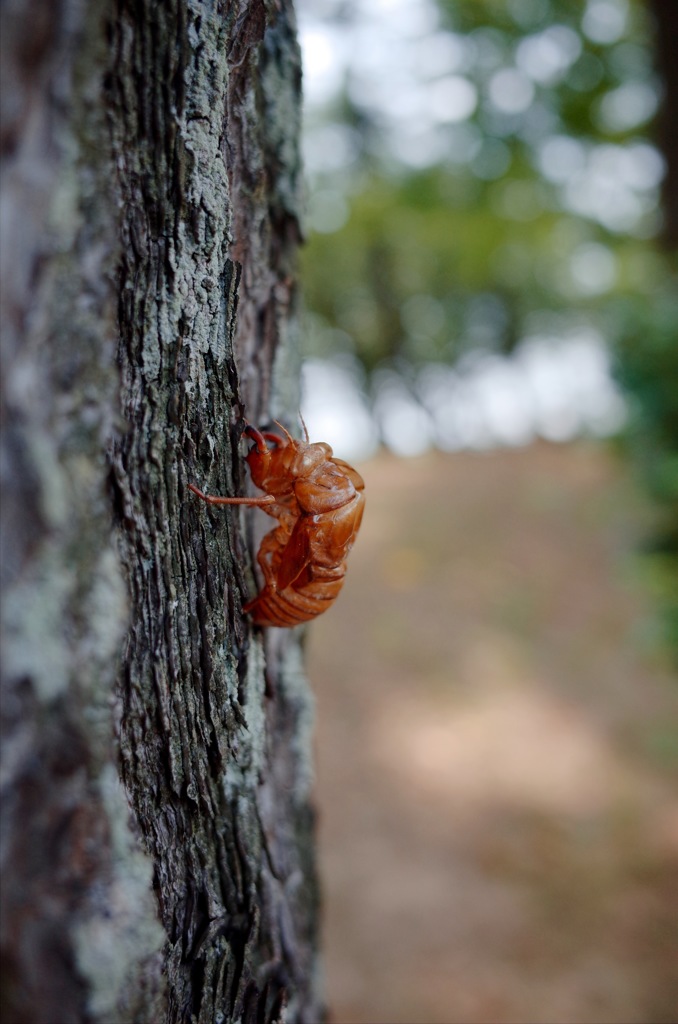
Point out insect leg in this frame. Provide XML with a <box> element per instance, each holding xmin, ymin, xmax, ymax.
<box><xmin>242</xmin><ymin>423</ymin><xmax>269</xmax><ymax>454</ymax></box>
<box><xmin>261</xmin><ymin>432</ymin><xmax>285</xmax><ymax>447</ymax></box>
<box><xmin>255</xmin><ymin>525</ymin><xmax>289</xmax><ymax>581</ymax></box>
<box><xmin>188</xmin><ymin>484</ymin><xmax>275</xmax><ymax>507</ymax></box>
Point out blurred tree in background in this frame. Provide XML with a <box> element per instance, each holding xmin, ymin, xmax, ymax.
<box><xmin>614</xmin><ymin>0</ymin><xmax>678</xmax><ymax>663</ymax></box>
<box><xmin>298</xmin><ymin>0</ymin><xmax>677</xmax><ymax>661</ymax></box>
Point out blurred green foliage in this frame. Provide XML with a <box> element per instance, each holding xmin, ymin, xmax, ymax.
<box><xmin>300</xmin><ymin>0</ymin><xmax>677</xmax><ymax>662</ymax></box>
<box><xmin>302</xmin><ymin>0</ymin><xmax>663</xmax><ymax>363</ymax></box>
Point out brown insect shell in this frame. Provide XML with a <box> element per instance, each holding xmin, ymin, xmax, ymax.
<box><xmin>241</xmin><ymin>431</ymin><xmax>364</xmax><ymax>626</ymax></box>
<box><xmin>189</xmin><ymin>424</ymin><xmax>364</xmax><ymax>627</ymax></box>
<box><xmin>293</xmin><ymin>450</ymin><xmax>364</xmax><ymax>571</ymax></box>
<box><xmin>245</xmin><ymin>436</ymin><xmax>336</xmax><ymax>507</ymax></box>
<box><xmin>244</xmin><ymin>434</ymin><xmax>362</xmax><ymax>577</ymax></box>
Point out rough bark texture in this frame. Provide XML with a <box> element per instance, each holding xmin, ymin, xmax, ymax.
<box><xmin>0</xmin><ymin>2</ymin><xmax>321</xmax><ymax>1022</ymax></box>
<box><xmin>649</xmin><ymin>0</ymin><xmax>678</xmax><ymax>246</ymax></box>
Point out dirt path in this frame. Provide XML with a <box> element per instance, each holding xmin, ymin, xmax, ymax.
<box><xmin>307</xmin><ymin>442</ymin><xmax>678</xmax><ymax>1024</ymax></box>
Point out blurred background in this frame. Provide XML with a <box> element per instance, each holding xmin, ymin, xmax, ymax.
<box><xmin>295</xmin><ymin>0</ymin><xmax>678</xmax><ymax>1020</ymax></box>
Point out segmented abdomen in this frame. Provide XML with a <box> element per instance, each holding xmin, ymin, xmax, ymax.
<box><xmin>244</xmin><ymin>574</ymin><xmax>345</xmax><ymax>627</ymax></box>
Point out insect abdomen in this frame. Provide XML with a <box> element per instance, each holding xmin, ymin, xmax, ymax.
<box><xmin>245</xmin><ymin>573</ymin><xmax>345</xmax><ymax>627</ymax></box>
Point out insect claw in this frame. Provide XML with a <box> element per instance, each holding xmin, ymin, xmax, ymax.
<box><xmin>243</xmin><ymin>422</ymin><xmax>269</xmax><ymax>454</ymax></box>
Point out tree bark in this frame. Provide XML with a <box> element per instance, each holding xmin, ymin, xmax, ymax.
<box><xmin>649</xmin><ymin>0</ymin><xmax>678</xmax><ymax>246</ymax></box>
<box><xmin>0</xmin><ymin>2</ymin><xmax>321</xmax><ymax>1022</ymax></box>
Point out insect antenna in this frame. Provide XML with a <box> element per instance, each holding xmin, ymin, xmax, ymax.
<box><xmin>272</xmin><ymin>419</ymin><xmax>295</xmax><ymax>444</ymax></box>
<box><xmin>299</xmin><ymin>411</ymin><xmax>310</xmax><ymax>443</ymax></box>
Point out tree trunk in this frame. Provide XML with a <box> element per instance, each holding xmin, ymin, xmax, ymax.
<box><xmin>0</xmin><ymin>2</ymin><xmax>322</xmax><ymax>1022</ymax></box>
<box><xmin>649</xmin><ymin>0</ymin><xmax>678</xmax><ymax>246</ymax></box>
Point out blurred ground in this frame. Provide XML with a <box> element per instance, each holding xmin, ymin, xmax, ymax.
<box><xmin>306</xmin><ymin>441</ymin><xmax>678</xmax><ymax>1024</ymax></box>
